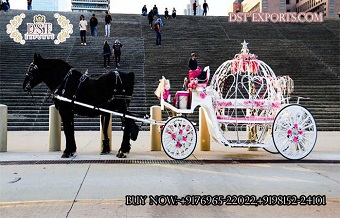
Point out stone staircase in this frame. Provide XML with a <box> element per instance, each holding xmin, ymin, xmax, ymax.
<box><xmin>0</xmin><ymin>10</ymin><xmax>147</xmax><ymax>131</ymax></box>
<box><xmin>142</xmin><ymin>16</ymin><xmax>340</xmax><ymax>131</ymax></box>
<box><xmin>0</xmin><ymin>10</ymin><xmax>339</xmax><ymax>131</ymax></box>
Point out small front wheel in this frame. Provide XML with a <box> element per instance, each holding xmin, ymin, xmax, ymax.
<box><xmin>272</xmin><ymin>104</ymin><xmax>317</xmax><ymax>160</ymax></box>
<box><xmin>161</xmin><ymin>116</ymin><xmax>197</xmax><ymax>160</ymax></box>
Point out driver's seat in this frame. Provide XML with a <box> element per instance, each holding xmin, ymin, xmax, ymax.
<box><xmin>196</xmin><ymin>66</ymin><xmax>210</xmax><ymax>88</ymax></box>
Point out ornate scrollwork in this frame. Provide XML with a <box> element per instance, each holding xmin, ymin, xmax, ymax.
<box><xmin>6</xmin><ymin>13</ymin><xmax>26</xmax><ymax>45</ymax></box>
<box><xmin>54</xmin><ymin>13</ymin><xmax>73</xmax><ymax>45</ymax></box>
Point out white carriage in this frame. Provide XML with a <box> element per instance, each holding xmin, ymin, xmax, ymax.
<box><xmin>156</xmin><ymin>41</ymin><xmax>317</xmax><ymax>160</ymax></box>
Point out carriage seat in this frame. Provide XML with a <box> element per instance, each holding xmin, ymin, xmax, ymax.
<box><xmin>186</xmin><ymin>66</ymin><xmax>210</xmax><ymax>89</ymax></box>
<box><xmin>197</xmin><ymin>66</ymin><xmax>210</xmax><ymax>85</ymax></box>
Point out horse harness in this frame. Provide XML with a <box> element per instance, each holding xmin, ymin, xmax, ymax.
<box><xmin>53</xmin><ymin>68</ymin><xmax>132</xmax><ymax>109</ymax></box>
<box><xmin>26</xmin><ymin>62</ymin><xmax>144</xmax><ymax>128</ymax></box>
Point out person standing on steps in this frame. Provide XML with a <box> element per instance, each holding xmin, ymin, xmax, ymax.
<box><xmin>27</xmin><ymin>0</ymin><xmax>32</xmax><ymax>10</ymax></box>
<box><xmin>90</xmin><ymin>14</ymin><xmax>98</xmax><ymax>37</ymax></box>
<box><xmin>154</xmin><ymin>19</ymin><xmax>161</xmax><ymax>46</ymax></box>
<box><xmin>2</xmin><ymin>0</ymin><xmax>9</xmax><ymax>11</ymax></box>
<box><xmin>148</xmin><ymin>9</ymin><xmax>154</xmax><ymax>29</ymax></box>
<box><xmin>79</xmin><ymin>15</ymin><xmax>87</xmax><ymax>45</ymax></box>
<box><xmin>202</xmin><ymin>0</ymin><xmax>209</xmax><ymax>16</ymax></box>
<box><xmin>103</xmin><ymin>40</ymin><xmax>111</xmax><ymax>68</ymax></box>
<box><xmin>112</xmin><ymin>39</ymin><xmax>123</xmax><ymax>68</ymax></box>
<box><xmin>193</xmin><ymin>1</ymin><xmax>197</xmax><ymax>16</ymax></box>
<box><xmin>105</xmin><ymin>11</ymin><xmax>112</xmax><ymax>37</ymax></box>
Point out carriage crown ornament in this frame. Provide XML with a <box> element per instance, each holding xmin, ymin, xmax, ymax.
<box><xmin>157</xmin><ymin>40</ymin><xmax>317</xmax><ymax>160</ymax></box>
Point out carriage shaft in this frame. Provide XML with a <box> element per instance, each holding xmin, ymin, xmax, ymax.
<box><xmin>52</xmin><ymin>94</ymin><xmax>161</xmax><ymax>125</ymax></box>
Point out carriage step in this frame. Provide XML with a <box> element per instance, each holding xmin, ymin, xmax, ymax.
<box><xmin>227</xmin><ymin>140</ymin><xmax>266</xmax><ymax>148</ymax></box>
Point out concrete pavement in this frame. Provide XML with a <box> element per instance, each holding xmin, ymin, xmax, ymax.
<box><xmin>0</xmin><ymin>131</ymin><xmax>339</xmax><ymax>161</ymax></box>
<box><xmin>0</xmin><ymin>131</ymin><xmax>339</xmax><ymax>218</ymax></box>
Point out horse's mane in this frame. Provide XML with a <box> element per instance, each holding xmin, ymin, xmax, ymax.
<box><xmin>44</xmin><ymin>58</ymin><xmax>73</xmax><ymax>70</ymax></box>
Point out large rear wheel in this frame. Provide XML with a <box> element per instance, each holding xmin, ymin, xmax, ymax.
<box><xmin>272</xmin><ymin>105</ymin><xmax>317</xmax><ymax>160</ymax></box>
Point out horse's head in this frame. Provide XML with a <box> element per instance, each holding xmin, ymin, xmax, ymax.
<box><xmin>23</xmin><ymin>53</ymin><xmax>44</xmax><ymax>93</ymax></box>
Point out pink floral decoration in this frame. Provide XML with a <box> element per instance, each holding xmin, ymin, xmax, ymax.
<box><xmin>176</xmin><ymin>141</ymin><xmax>181</xmax><ymax>148</ymax></box>
<box><xmin>244</xmin><ymin>100</ymin><xmax>265</xmax><ymax>107</ymax></box>
<box><xmin>231</xmin><ymin>53</ymin><xmax>259</xmax><ymax>74</ymax></box>
<box><xmin>254</xmin><ymin>101</ymin><xmax>265</xmax><ymax>107</ymax></box>
<box><xmin>293</xmin><ymin>136</ymin><xmax>298</xmax><ymax>143</ymax></box>
<box><xmin>287</xmin><ymin>129</ymin><xmax>293</xmax><ymax>135</ymax></box>
<box><xmin>217</xmin><ymin>101</ymin><xmax>232</xmax><ymax>107</ymax></box>
<box><xmin>271</xmin><ymin>102</ymin><xmax>281</xmax><ymax>108</ymax></box>
<box><xmin>200</xmin><ymin>92</ymin><xmax>206</xmax><ymax>99</ymax></box>
<box><xmin>171</xmin><ymin>133</ymin><xmax>176</xmax><ymax>139</ymax></box>
<box><xmin>163</xmin><ymin>90</ymin><xmax>170</xmax><ymax>101</ymax></box>
<box><xmin>188</xmin><ymin>79</ymin><xmax>198</xmax><ymax>89</ymax></box>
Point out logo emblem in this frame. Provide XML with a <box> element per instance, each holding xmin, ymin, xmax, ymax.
<box><xmin>25</xmin><ymin>14</ymin><xmax>54</xmax><ymax>40</ymax></box>
<box><xmin>6</xmin><ymin>13</ymin><xmax>73</xmax><ymax>45</ymax></box>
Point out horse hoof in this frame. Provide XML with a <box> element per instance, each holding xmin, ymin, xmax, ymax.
<box><xmin>61</xmin><ymin>153</ymin><xmax>70</xmax><ymax>158</ymax></box>
<box><xmin>100</xmin><ymin>151</ymin><xmax>110</xmax><ymax>155</ymax></box>
<box><xmin>116</xmin><ymin>151</ymin><xmax>127</xmax><ymax>158</ymax></box>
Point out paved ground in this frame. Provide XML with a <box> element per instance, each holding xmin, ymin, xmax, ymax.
<box><xmin>0</xmin><ymin>131</ymin><xmax>339</xmax><ymax>218</ymax></box>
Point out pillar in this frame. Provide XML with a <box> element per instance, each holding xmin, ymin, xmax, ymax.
<box><xmin>199</xmin><ymin>107</ymin><xmax>210</xmax><ymax>151</ymax></box>
<box><xmin>48</xmin><ymin>105</ymin><xmax>61</xmax><ymax>151</ymax></box>
<box><xmin>150</xmin><ymin>106</ymin><xmax>161</xmax><ymax>151</ymax></box>
<box><xmin>0</xmin><ymin>104</ymin><xmax>8</xmax><ymax>152</ymax></box>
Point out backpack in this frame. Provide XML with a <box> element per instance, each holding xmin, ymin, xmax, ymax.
<box><xmin>114</xmin><ymin>42</ymin><xmax>121</xmax><ymax>52</ymax></box>
<box><xmin>153</xmin><ymin>23</ymin><xmax>159</xmax><ymax>31</ymax></box>
<box><xmin>155</xmin><ymin>18</ymin><xmax>163</xmax><ymax>26</ymax></box>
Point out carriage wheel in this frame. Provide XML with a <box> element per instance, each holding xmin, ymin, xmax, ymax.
<box><xmin>272</xmin><ymin>104</ymin><xmax>317</xmax><ymax>160</ymax></box>
<box><xmin>161</xmin><ymin>116</ymin><xmax>197</xmax><ymax>160</ymax></box>
<box><xmin>263</xmin><ymin>144</ymin><xmax>279</xmax><ymax>154</ymax></box>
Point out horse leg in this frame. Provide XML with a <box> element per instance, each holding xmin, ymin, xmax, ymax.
<box><xmin>100</xmin><ymin>114</ymin><xmax>111</xmax><ymax>155</ymax></box>
<box><xmin>116</xmin><ymin>118</ymin><xmax>137</xmax><ymax>158</ymax></box>
<box><xmin>60</xmin><ymin>110</ymin><xmax>77</xmax><ymax>158</ymax></box>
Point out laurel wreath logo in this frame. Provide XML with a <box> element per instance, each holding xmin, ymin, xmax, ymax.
<box><xmin>6</xmin><ymin>13</ymin><xmax>73</xmax><ymax>45</ymax></box>
<box><xmin>6</xmin><ymin>13</ymin><xmax>26</xmax><ymax>45</ymax></box>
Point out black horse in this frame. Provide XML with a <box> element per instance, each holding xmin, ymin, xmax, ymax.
<box><xmin>23</xmin><ymin>54</ymin><xmax>139</xmax><ymax>158</ymax></box>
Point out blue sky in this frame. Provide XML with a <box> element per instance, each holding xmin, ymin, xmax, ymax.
<box><xmin>10</xmin><ymin>0</ymin><xmax>234</xmax><ymax>16</ymax></box>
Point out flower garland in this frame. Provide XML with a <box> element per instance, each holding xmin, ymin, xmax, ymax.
<box><xmin>155</xmin><ymin>77</ymin><xmax>171</xmax><ymax>101</ymax></box>
<box><xmin>187</xmin><ymin>79</ymin><xmax>198</xmax><ymax>89</ymax></box>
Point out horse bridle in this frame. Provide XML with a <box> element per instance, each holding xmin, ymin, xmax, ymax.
<box><xmin>24</xmin><ymin>62</ymin><xmax>38</xmax><ymax>92</ymax></box>
<box><xmin>25</xmin><ymin>62</ymin><xmax>51</xmax><ymax>105</ymax></box>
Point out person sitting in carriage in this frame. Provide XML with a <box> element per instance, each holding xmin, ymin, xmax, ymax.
<box><xmin>188</xmin><ymin>53</ymin><xmax>208</xmax><ymax>82</ymax></box>
<box><xmin>184</xmin><ymin>53</ymin><xmax>209</xmax><ymax>90</ymax></box>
